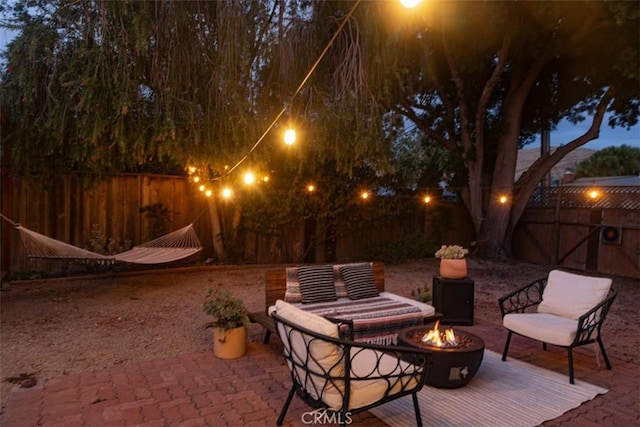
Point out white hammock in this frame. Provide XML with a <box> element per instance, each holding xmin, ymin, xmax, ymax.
<box><xmin>15</xmin><ymin>223</ymin><xmax>203</xmax><ymax>265</ymax></box>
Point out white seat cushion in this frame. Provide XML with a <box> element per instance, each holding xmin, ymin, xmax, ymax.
<box><xmin>346</xmin><ymin>348</ymin><xmax>421</xmax><ymax>410</ymax></box>
<box><xmin>537</xmin><ymin>270</ymin><xmax>612</xmax><ymax>320</ymax></box>
<box><xmin>504</xmin><ymin>313</ymin><xmax>579</xmax><ymax>346</ymax></box>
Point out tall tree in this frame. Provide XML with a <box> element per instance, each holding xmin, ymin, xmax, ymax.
<box><xmin>349</xmin><ymin>0</ymin><xmax>639</xmax><ymax>257</ymax></box>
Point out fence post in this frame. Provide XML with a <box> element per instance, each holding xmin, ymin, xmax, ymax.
<box><xmin>552</xmin><ymin>186</ymin><xmax>563</xmax><ymax>264</ymax></box>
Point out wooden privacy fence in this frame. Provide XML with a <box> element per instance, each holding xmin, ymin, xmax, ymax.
<box><xmin>513</xmin><ymin>185</ymin><xmax>640</xmax><ymax>279</ymax></box>
<box><xmin>7</xmin><ymin>172</ymin><xmax>634</xmax><ymax>279</ymax></box>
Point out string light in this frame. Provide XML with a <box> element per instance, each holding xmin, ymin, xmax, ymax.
<box><xmin>307</xmin><ymin>184</ymin><xmax>315</xmax><ymax>193</ymax></box>
<box><xmin>205</xmin><ymin>189</ymin><xmax>212</xmax><ymax>197</ymax></box>
<box><xmin>187</xmin><ymin>0</ymin><xmax>422</xmax><ymax>198</ymax></box>
<box><xmin>199</xmin><ymin>184</ymin><xmax>205</xmax><ymax>192</ymax></box>
<box><xmin>244</xmin><ymin>172</ymin><xmax>255</xmax><ymax>185</ymax></box>
<box><xmin>424</xmin><ymin>195</ymin><xmax>431</xmax><ymax>204</ymax></box>
<box><xmin>499</xmin><ymin>195</ymin><xmax>508</xmax><ymax>204</ymax></box>
<box><xmin>400</xmin><ymin>0</ymin><xmax>421</xmax><ymax>8</ymax></box>
<box><xmin>361</xmin><ymin>191</ymin><xmax>370</xmax><ymax>200</ymax></box>
<box><xmin>588</xmin><ymin>189</ymin><xmax>600</xmax><ymax>200</ymax></box>
<box><xmin>222</xmin><ymin>188</ymin><xmax>232</xmax><ymax>199</ymax></box>
<box><xmin>284</xmin><ymin>128</ymin><xmax>296</xmax><ymax>145</ymax></box>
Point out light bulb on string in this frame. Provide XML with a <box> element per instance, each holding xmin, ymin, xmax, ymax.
<box><xmin>284</xmin><ymin>128</ymin><xmax>296</xmax><ymax>145</ymax></box>
<box><xmin>400</xmin><ymin>0</ymin><xmax>421</xmax><ymax>8</ymax></box>
<box><xmin>244</xmin><ymin>172</ymin><xmax>255</xmax><ymax>185</ymax></box>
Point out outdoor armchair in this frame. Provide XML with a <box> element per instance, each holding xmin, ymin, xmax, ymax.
<box><xmin>271</xmin><ymin>300</ymin><xmax>431</xmax><ymax>427</ymax></box>
<box><xmin>498</xmin><ymin>270</ymin><xmax>616</xmax><ymax>384</ymax></box>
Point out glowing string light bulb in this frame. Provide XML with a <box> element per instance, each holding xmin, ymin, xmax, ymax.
<box><xmin>499</xmin><ymin>195</ymin><xmax>508</xmax><ymax>204</ymax></box>
<box><xmin>307</xmin><ymin>184</ymin><xmax>315</xmax><ymax>193</ymax></box>
<box><xmin>222</xmin><ymin>188</ymin><xmax>232</xmax><ymax>199</ymax></box>
<box><xmin>424</xmin><ymin>195</ymin><xmax>431</xmax><ymax>204</ymax></box>
<box><xmin>244</xmin><ymin>172</ymin><xmax>255</xmax><ymax>185</ymax></box>
<box><xmin>284</xmin><ymin>128</ymin><xmax>296</xmax><ymax>145</ymax></box>
<box><xmin>400</xmin><ymin>0</ymin><xmax>420</xmax><ymax>8</ymax></box>
<box><xmin>361</xmin><ymin>191</ymin><xmax>370</xmax><ymax>200</ymax></box>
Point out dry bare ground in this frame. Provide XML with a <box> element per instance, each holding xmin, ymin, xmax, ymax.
<box><xmin>1</xmin><ymin>258</ymin><xmax>638</xmax><ymax>412</ymax></box>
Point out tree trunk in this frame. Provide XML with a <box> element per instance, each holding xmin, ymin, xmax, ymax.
<box><xmin>207</xmin><ymin>197</ymin><xmax>226</xmax><ymax>262</ymax></box>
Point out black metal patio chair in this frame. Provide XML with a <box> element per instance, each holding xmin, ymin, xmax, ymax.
<box><xmin>498</xmin><ymin>269</ymin><xmax>616</xmax><ymax>384</ymax></box>
<box><xmin>271</xmin><ymin>300</ymin><xmax>431</xmax><ymax>426</ymax></box>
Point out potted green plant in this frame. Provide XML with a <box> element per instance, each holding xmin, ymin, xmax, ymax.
<box><xmin>411</xmin><ymin>284</ymin><xmax>432</xmax><ymax>303</ymax></box>
<box><xmin>203</xmin><ymin>289</ymin><xmax>250</xmax><ymax>359</ymax></box>
<box><xmin>434</xmin><ymin>245</ymin><xmax>469</xmax><ymax>279</ymax></box>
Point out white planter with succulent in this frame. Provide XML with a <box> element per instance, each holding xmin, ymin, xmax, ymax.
<box><xmin>434</xmin><ymin>245</ymin><xmax>469</xmax><ymax>279</ymax></box>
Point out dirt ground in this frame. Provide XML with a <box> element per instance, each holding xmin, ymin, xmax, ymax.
<box><xmin>1</xmin><ymin>258</ymin><xmax>638</xmax><ymax>412</ymax></box>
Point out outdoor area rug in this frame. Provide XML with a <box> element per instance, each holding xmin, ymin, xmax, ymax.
<box><xmin>369</xmin><ymin>350</ymin><xmax>608</xmax><ymax>427</ymax></box>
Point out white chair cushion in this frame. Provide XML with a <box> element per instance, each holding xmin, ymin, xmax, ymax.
<box><xmin>274</xmin><ymin>300</ymin><xmax>345</xmax><ymax>410</ymax></box>
<box><xmin>346</xmin><ymin>348</ymin><xmax>420</xmax><ymax>410</ymax></box>
<box><xmin>537</xmin><ymin>270</ymin><xmax>612</xmax><ymax>320</ymax></box>
<box><xmin>504</xmin><ymin>313</ymin><xmax>579</xmax><ymax>346</ymax></box>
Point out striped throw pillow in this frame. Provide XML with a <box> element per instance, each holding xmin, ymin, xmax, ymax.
<box><xmin>298</xmin><ymin>264</ymin><xmax>337</xmax><ymax>304</ymax></box>
<box><xmin>340</xmin><ymin>263</ymin><xmax>379</xmax><ymax>300</ymax></box>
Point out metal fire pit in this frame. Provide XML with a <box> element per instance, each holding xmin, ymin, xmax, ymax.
<box><xmin>397</xmin><ymin>326</ymin><xmax>485</xmax><ymax>389</ymax></box>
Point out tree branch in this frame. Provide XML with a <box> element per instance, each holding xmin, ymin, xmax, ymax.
<box><xmin>515</xmin><ymin>87</ymin><xmax>615</xmax><ymax>194</ymax></box>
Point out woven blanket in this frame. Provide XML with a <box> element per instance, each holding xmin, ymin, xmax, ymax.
<box><xmin>297</xmin><ymin>297</ymin><xmax>424</xmax><ymax>345</ymax></box>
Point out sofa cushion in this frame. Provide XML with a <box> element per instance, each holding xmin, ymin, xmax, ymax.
<box><xmin>274</xmin><ymin>300</ymin><xmax>345</xmax><ymax>410</ymax></box>
<box><xmin>298</xmin><ymin>264</ymin><xmax>338</xmax><ymax>304</ymax></box>
<box><xmin>537</xmin><ymin>270</ymin><xmax>612</xmax><ymax>320</ymax></box>
<box><xmin>341</xmin><ymin>263</ymin><xmax>380</xmax><ymax>300</ymax></box>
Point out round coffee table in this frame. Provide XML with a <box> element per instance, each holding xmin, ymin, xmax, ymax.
<box><xmin>397</xmin><ymin>325</ymin><xmax>485</xmax><ymax>389</ymax></box>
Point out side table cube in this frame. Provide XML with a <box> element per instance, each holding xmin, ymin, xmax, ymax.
<box><xmin>432</xmin><ymin>276</ymin><xmax>475</xmax><ymax>325</ymax></box>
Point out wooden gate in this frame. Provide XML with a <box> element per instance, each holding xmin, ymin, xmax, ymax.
<box><xmin>514</xmin><ymin>185</ymin><xmax>639</xmax><ymax>279</ymax></box>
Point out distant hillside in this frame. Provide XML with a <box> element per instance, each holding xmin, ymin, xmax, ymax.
<box><xmin>515</xmin><ymin>147</ymin><xmax>596</xmax><ymax>183</ymax></box>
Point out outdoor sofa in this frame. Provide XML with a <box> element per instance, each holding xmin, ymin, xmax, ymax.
<box><xmin>250</xmin><ymin>262</ymin><xmax>439</xmax><ymax>344</ymax></box>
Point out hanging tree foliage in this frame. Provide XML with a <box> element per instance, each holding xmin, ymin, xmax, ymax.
<box><xmin>2</xmin><ymin>0</ymin><xmax>283</xmax><ymax>178</ymax></box>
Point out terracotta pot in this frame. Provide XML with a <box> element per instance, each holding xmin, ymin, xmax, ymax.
<box><xmin>439</xmin><ymin>258</ymin><xmax>467</xmax><ymax>279</ymax></box>
<box><xmin>213</xmin><ymin>326</ymin><xmax>247</xmax><ymax>359</ymax></box>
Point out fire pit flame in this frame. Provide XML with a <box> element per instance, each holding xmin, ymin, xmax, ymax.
<box><xmin>421</xmin><ymin>321</ymin><xmax>459</xmax><ymax>348</ymax></box>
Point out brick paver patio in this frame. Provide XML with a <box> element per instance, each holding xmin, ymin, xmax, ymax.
<box><xmin>2</xmin><ymin>320</ymin><xmax>638</xmax><ymax>426</ymax></box>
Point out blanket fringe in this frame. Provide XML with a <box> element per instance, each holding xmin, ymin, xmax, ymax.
<box><xmin>358</xmin><ymin>335</ymin><xmax>398</xmax><ymax>346</ymax></box>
